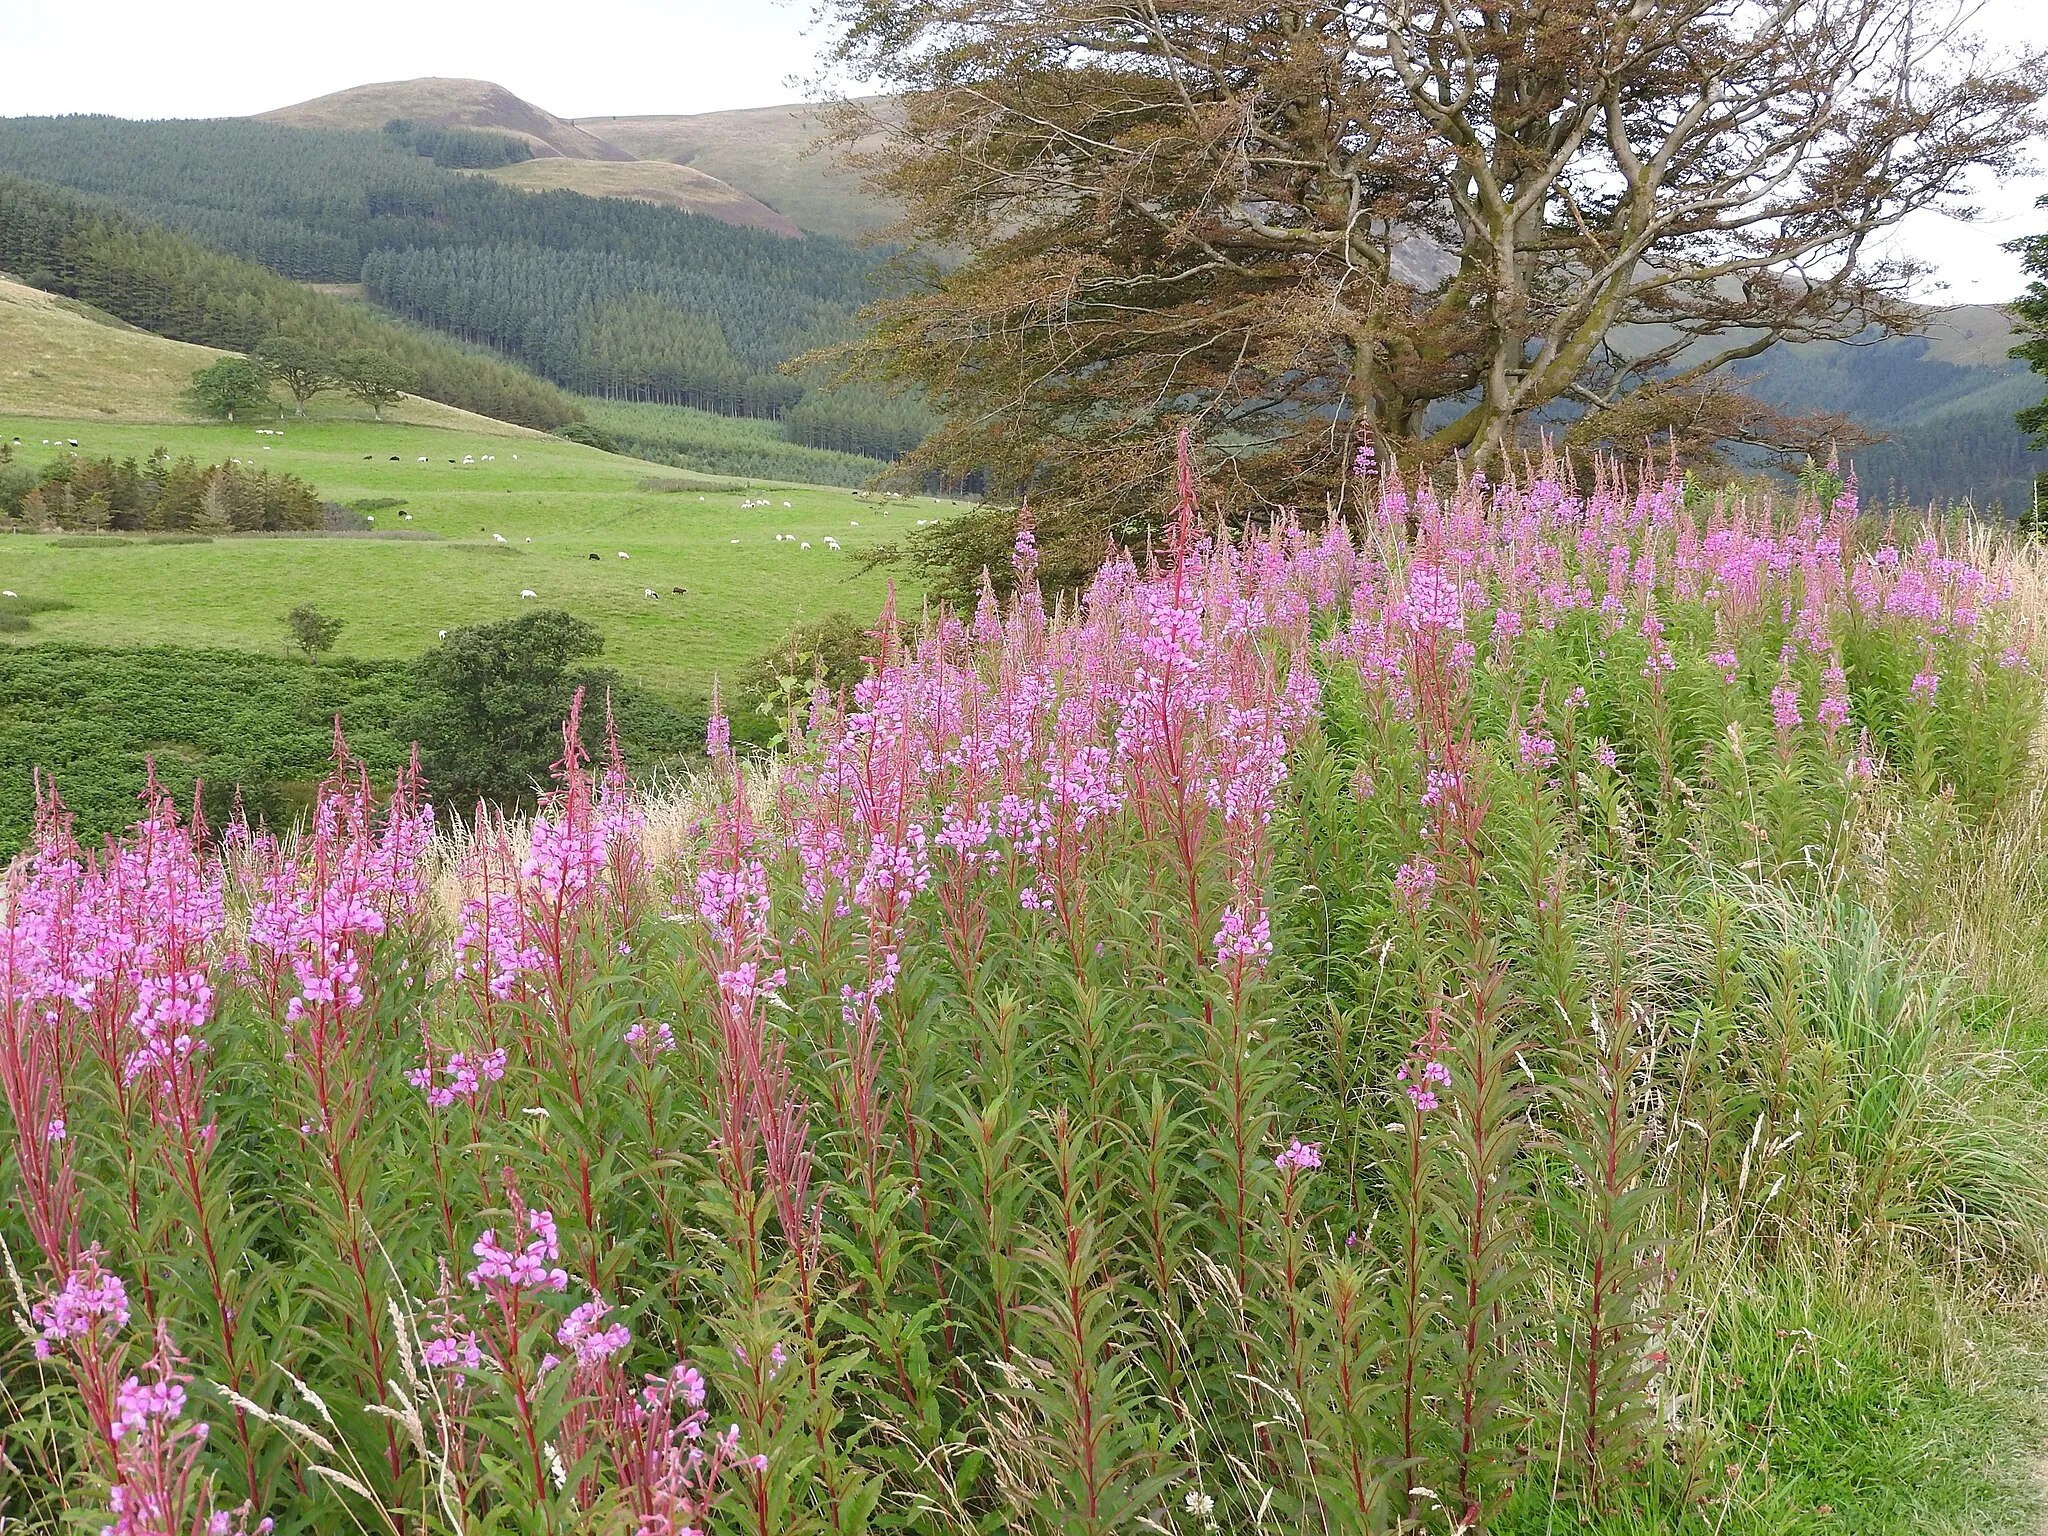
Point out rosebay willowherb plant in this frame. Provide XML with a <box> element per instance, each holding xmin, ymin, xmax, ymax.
<box><xmin>2</xmin><ymin>447</ymin><xmax>2042</xmax><ymax>1535</ymax></box>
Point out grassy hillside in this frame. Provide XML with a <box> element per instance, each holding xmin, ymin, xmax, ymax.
<box><xmin>256</xmin><ymin>77</ymin><xmax>636</xmax><ymax>161</ymax></box>
<box><xmin>581</xmin><ymin>100</ymin><xmax>895</xmax><ymax>240</ymax></box>
<box><xmin>0</xmin><ymin>175</ymin><xmax>582</xmax><ymax>429</ymax></box>
<box><xmin>473</xmin><ymin>160</ymin><xmax>802</xmax><ymax>236</ymax></box>
<box><xmin>0</xmin><ymin>413</ymin><xmax>954</xmax><ymax>701</ymax></box>
<box><xmin>0</xmin><ymin>119</ymin><xmax>918</xmax><ymax>457</ymax></box>
<box><xmin>0</xmin><ymin>276</ymin><xmax>541</xmax><ymax>436</ymax></box>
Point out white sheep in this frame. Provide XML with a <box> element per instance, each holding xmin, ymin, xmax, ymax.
<box><xmin>520</xmin><ymin>589</ymin><xmax>537</xmax><ymax>599</ymax></box>
<box><xmin>494</xmin><ymin>534</ymin><xmax>507</xmax><ymax>543</ymax></box>
<box><xmin>800</xmin><ymin>541</ymin><xmax>811</xmax><ymax>550</ymax></box>
<box><xmin>617</xmin><ymin>552</ymin><xmax>629</xmax><ymax>559</ymax></box>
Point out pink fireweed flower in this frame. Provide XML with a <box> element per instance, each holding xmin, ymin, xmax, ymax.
<box><xmin>1405</xmin><ymin>561</ymin><xmax>1464</xmax><ymax>632</ymax></box>
<box><xmin>558</xmin><ymin>1299</ymin><xmax>631</xmax><ymax>1367</ymax></box>
<box><xmin>1707</xmin><ymin>649</ymin><xmax>1739</xmax><ymax>686</ymax></box>
<box><xmin>1211</xmin><ymin>904</ymin><xmax>1272</xmax><ymax>968</ymax></box>
<box><xmin>1592</xmin><ymin>742</ymin><xmax>1619</xmax><ymax>771</ymax></box>
<box><xmin>1396</xmin><ymin>1058</ymin><xmax>1453</xmax><ymax>1113</ymax></box>
<box><xmin>1393</xmin><ymin>859</ymin><xmax>1437</xmax><ymax>915</ymax></box>
<box><xmin>30</xmin><ymin>1250</ymin><xmax>129</xmax><ymax>1358</ymax></box>
<box><xmin>1274</xmin><ymin>1139</ymin><xmax>1321</xmax><ymax>1173</ymax></box>
<box><xmin>467</xmin><ymin>1205</ymin><xmax>569</xmax><ymax>1293</ymax></box>
<box><xmin>407</xmin><ymin>1047</ymin><xmax>507</xmax><ymax>1110</ymax></box>
<box><xmin>1911</xmin><ymin>668</ymin><xmax>1939</xmax><ymax>702</ymax></box>
<box><xmin>112</xmin><ymin>1371</ymin><xmax>186</xmax><ymax>1443</ymax></box>
<box><xmin>1771</xmin><ymin>678</ymin><xmax>1802</xmax><ymax>736</ymax></box>
<box><xmin>422</xmin><ymin>1325</ymin><xmax>484</xmax><ymax>1375</ymax></box>
<box><xmin>1817</xmin><ymin>659</ymin><xmax>1850</xmax><ymax>736</ymax></box>
<box><xmin>1517</xmin><ymin>729</ymin><xmax>1557</xmax><ymax>771</ymax></box>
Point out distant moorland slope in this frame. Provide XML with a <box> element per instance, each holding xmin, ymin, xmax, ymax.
<box><xmin>582</xmin><ymin>100</ymin><xmax>894</xmax><ymax>241</ymax></box>
<box><xmin>256</xmin><ymin>78</ymin><xmax>798</xmax><ymax>232</ymax></box>
<box><xmin>257</xmin><ymin>76</ymin><xmax>635</xmax><ymax>161</ymax></box>
<box><xmin>1747</xmin><ymin>306</ymin><xmax>2047</xmax><ymax>513</ymax></box>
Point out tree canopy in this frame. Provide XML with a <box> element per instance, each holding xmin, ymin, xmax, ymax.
<box><xmin>411</xmin><ymin>610</ymin><xmax>610</xmax><ymax>811</ymax></box>
<box><xmin>252</xmin><ymin>335</ymin><xmax>335</xmax><ymax>416</ymax></box>
<box><xmin>190</xmin><ymin>356</ymin><xmax>271</xmax><ymax>422</ymax></box>
<box><xmin>820</xmin><ymin>0</ymin><xmax>2043</xmax><ymax>524</ymax></box>
<box><xmin>2013</xmin><ymin>194</ymin><xmax>2048</xmax><ymax>452</ymax></box>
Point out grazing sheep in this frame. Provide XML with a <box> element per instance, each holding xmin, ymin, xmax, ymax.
<box><xmin>672</xmin><ymin>586</ymin><xmax>686</xmax><ymax>594</ymax></box>
<box><xmin>494</xmin><ymin>534</ymin><xmax>507</xmax><ymax>543</ymax></box>
<box><xmin>643</xmin><ymin>588</ymin><xmax>658</xmax><ymax>598</ymax></box>
<box><xmin>617</xmin><ymin>552</ymin><xmax>629</xmax><ymax>559</ymax></box>
<box><xmin>519</xmin><ymin>589</ymin><xmax>537</xmax><ymax>599</ymax></box>
<box><xmin>589</xmin><ymin>553</ymin><xmax>600</xmax><ymax>561</ymax></box>
<box><xmin>800</xmin><ymin>541</ymin><xmax>811</xmax><ymax>550</ymax></box>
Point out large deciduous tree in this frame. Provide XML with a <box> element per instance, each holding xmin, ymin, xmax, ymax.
<box><xmin>252</xmin><ymin>336</ymin><xmax>336</xmax><ymax>417</ymax></box>
<box><xmin>820</xmin><ymin>0</ymin><xmax>2042</xmax><ymax>525</ymax></box>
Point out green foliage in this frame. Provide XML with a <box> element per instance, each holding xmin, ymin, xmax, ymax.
<box><xmin>581</xmin><ymin>397</ymin><xmax>896</xmax><ymax>487</ymax></box>
<box><xmin>333</xmin><ymin>348</ymin><xmax>416</xmax><ymax>420</ymax></box>
<box><xmin>188</xmin><ymin>356</ymin><xmax>271</xmax><ymax>421</ymax></box>
<box><xmin>0</xmin><ymin>115</ymin><xmax>918</xmax><ymax>447</ymax></box>
<box><xmin>382</xmin><ymin>117</ymin><xmax>534</xmax><ymax>169</ymax></box>
<box><xmin>250</xmin><ymin>334</ymin><xmax>335</xmax><ymax>415</ymax></box>
<box><xmin>0</xmin><ymin>450</ymin><xmax>321</xmax><ymax>533</ymax></box>
<box><xmin>0</xmin><ymin>174</ymin><xmax>581</xmax><ymax>429</ymax></box>
<box><xmin>552</xmin><ymin>420</ymin><xmax>619</xmax><ymax>454</ymax></box>
<box><xmin>735</xmin><ymin>608</ymin><xmax>876</xmax><ymax>744</ymax></box>
<box><xmin>0</xmin><ymin>643</ymin><xmax>416</xmax><ymax>851</ymax></box>
<box><xmin>2012</xmin><ymin>197</ymin><xmax>2048</xmax><ymax>453</ymax></box>
<box><xmin>283</xmin><ymin>602</ymin><xmax>343</xmax><ymax>657</ymax></box>
<box><xmin>409</xmin><ymin>608</ymin><xmax>611</xmax><ymax>811</ymax></box>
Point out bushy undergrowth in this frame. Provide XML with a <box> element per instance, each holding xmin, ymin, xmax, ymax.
<box><xmin>2</xmin><ymin>457</ymin><xmax>2044</xmax><ymax>1535</ymax></box>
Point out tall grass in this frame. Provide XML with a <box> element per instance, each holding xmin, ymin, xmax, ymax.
<box><xmin>3</xmin><ymin>455</ymin><xmax>2045</xmax><ymax>1535</ymax></box>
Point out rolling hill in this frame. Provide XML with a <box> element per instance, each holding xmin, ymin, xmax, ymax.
<box><xmin>1741</xmin><ymin>306</ymin><xmax>2048</xmax><ymax>513</ymax></box>
<box><xmin>474</xmin><ymin>159</ymin><xmax>801</xmax><ymax>236</ymax></box>
<box><xmin>582</xmin><ymin>100</ymin><xmax>893</xmax><ymax>241</ymax></box>
<box><xmin>0</xmin><ymin>274</ymin><xmax>538</xmax><ymax>435</ymax></box>
<box><xmin>256</xmin><ymin>78</ymin><xmax>798</xmax><ymax>233</ymax></box>
<box><xmin>256</xmin><ymin>77</ymin><xmax>634</xmax><ymax>160</ymax></box>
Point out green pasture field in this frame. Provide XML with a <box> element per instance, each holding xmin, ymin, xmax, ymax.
<box><xmin>0</xmin><ymin>414</ymin><xmax>956</xmax><ymax>701</ymax></box>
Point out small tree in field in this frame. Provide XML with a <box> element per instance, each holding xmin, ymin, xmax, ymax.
<box><xmin>252</xmin><ymin>337</ymin><xmax>336</xmax><ymax>417</ymax></box>
<box><xmin>336</xmin><ymin>351</ymin><xmax>418</xmax><ymax>421</ymax></box>
<box><xmin>191</xmin><ymin>357</ymin><xmax>271</xmax><ymax>422</ymax></box>
<box><xmin>412</xmin><ymin>609</ymin><xmax>608</xmax><ymax>809</ymax></box>
<box><xmin>284</xmin><ymin>603</ymin><xmax>344</xmax><ymax>657</ymax></box>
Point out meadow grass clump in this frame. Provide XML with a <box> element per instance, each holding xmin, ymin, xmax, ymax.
<box><xmin>2</xmin><ymin>451</ymin><xmax>2044</xmax><ymax>1534</ymax></box>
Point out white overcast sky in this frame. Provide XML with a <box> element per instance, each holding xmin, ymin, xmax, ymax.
<box><xmin>0</xmin><ymin>0</ymin><xmax>2043</xmax><ymax>305</ymax></box>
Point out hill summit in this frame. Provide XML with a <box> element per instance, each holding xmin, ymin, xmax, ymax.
<box><xmin>258</xmin><ymin>76</ymin><xmax>633</xmax><ymax>161</ymax></box>
<box><xmin>253</xmin><ymin>78</ymin><xmax>802</xmax><ymax>235</ymax></box>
